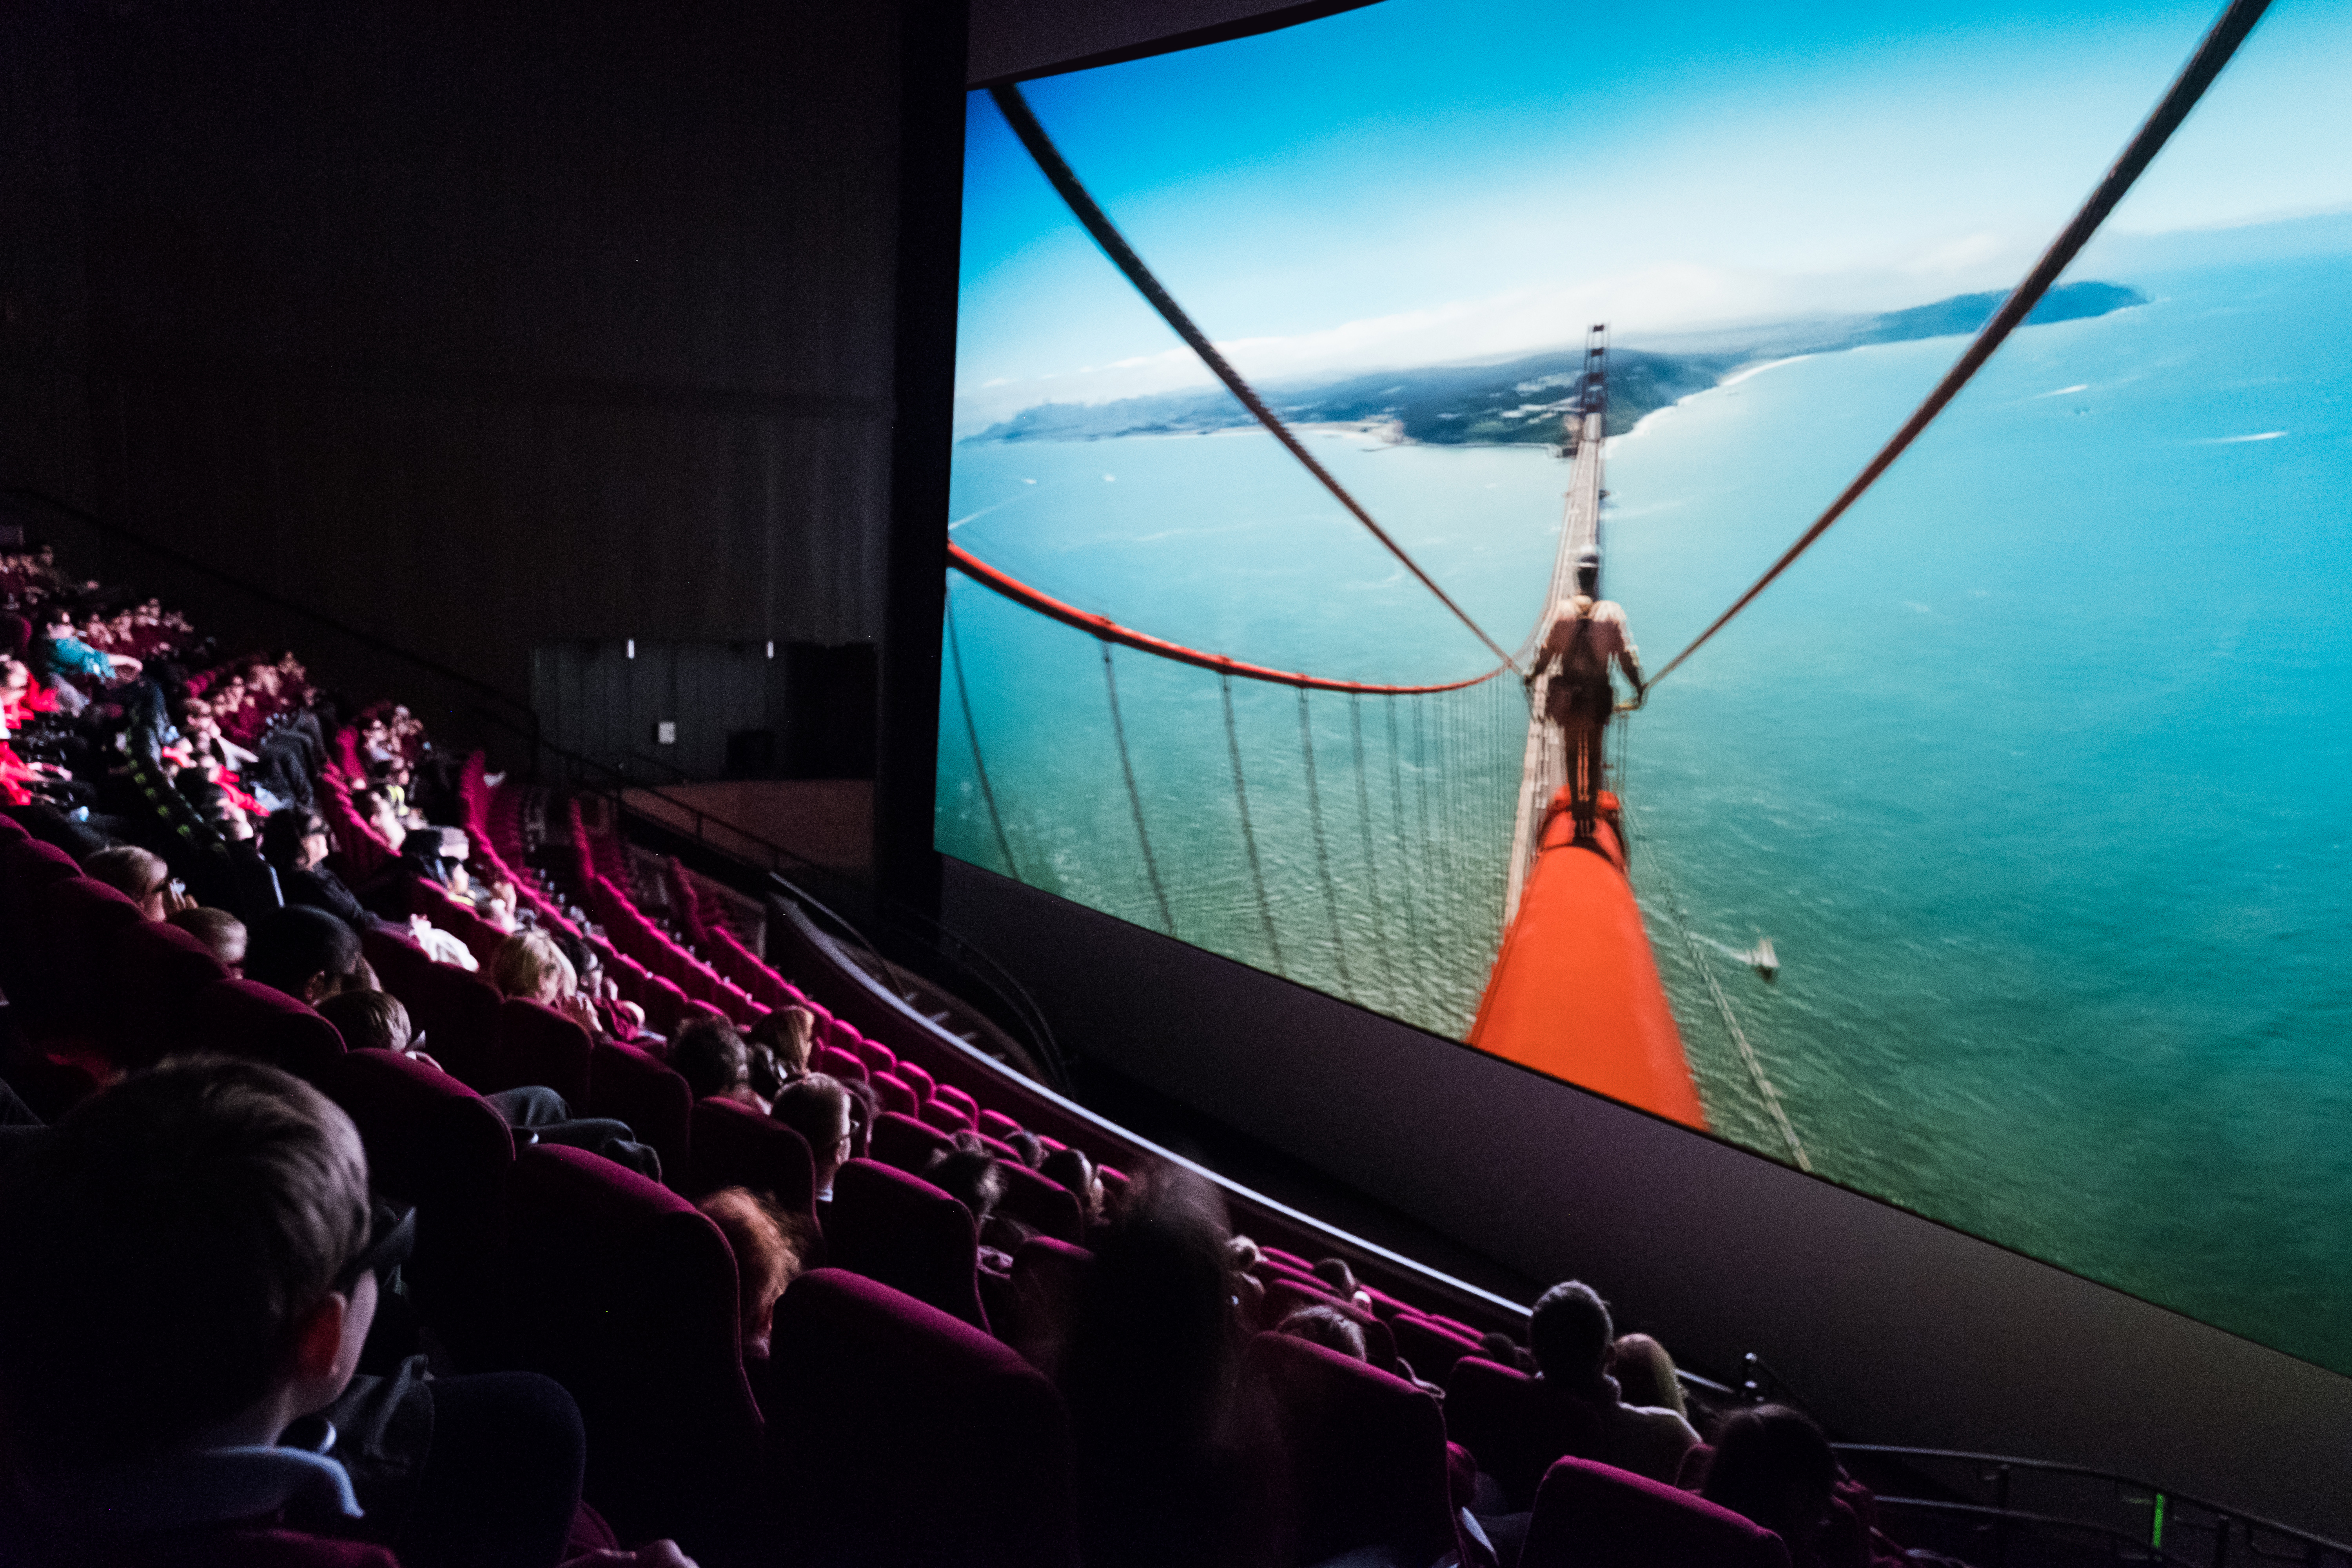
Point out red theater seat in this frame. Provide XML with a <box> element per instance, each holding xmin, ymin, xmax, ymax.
<box><xmin>366</xmin><ymin>930</ymin><xmax>503</xmax><ymax>1089</ymax></box>
<box><xmin>1444</xmin><ymin>1356</ymin><xmax>1604</xmax><ymax>1510</ymax></box>
<box><xmin>687</xmin><ymin>1096</ymin><xmax>818</xmax><ymax>1233</ymax></box>
<box><xmin>978</xmin><ymin>1107</ymin><xmax>1023</xmax><ymax>1142</ymax></box>
<box><xmin>893</xmin><ymin>1059</ymin><xmax>935</xmax><ymax>1105</ymax></box>
<box><xmin>101</xmin><ymin>919</ymin><xmax>230</xmax><ymax>1065</ymax></box>
<box><xmin>995</xmin><ymin>1158</ymin><xmax>1083</xmax><ymax>1246</ymax></box>
<box><xmin>919</xmin><ymin>1098</ymin><xmax>975</xmax><ymax>1136</ymax></box>
<box><xmin>326</xmin><ymin>1049</ymin><xmax>514</xmax><ymax>1362</ymax></box>
<box><xmin>850</xmin><ymin>1036</ymin><xmax>897</xmax><ymax>1077</ymax></box>
<box><xmin>824</xmin><ymin>1158</ymin><xmax>987</xmax><ymax>1332</ymax></box>
<box><xmin>494</xmin><ymin>997</ymin><xmax>594</xmax><ymax>1105</ymax></box>
<box><xmin>190</xmin><ymin>979</ymin><xmax>345</xmax><ymax>1085</ymax></box>
<box><xmin>871</xmin><ymin>1109</ymin><xmax>952</xmax><ymax>1174</ymax></box>
<box><xmin>1244</xmin><ymin>1330</ymin><xmax>1459</xmax><ymax>1568</ymax></box>
<box><xmin>1520</xmin><ymin>1456</ymin><xmax>1790</xmax><ymax>1568</ymax></box>
<box><xmin>1262</xmin><ymin>1277</ymin><xmax>1402</xmax><ymax>1376</ymax></box>
<box><xmin>1391</xmin><ymin>1311</ymin><xmax>1485</xmax><ymax>1387</ymax></box>
<box><xmin>586</xmin><ymin>1040</ymin><xmax>692</xmax><ymax>1192</ymax></box>
<box><xmin>762</xmin><ymin>1268</ymin><xmax>1079</xmax><ymax>1567</ymax></box>
<box><xmin>497</xmin><ymin>1145</ymin><xmax>762</xmax><ymax>1543</ymax></box>
<box><xmin>868</xmin><ymin>1071</ymin><xmax>920</xmax><ymax>1118</ymax></box>
<box><xmin>810</xmin><ymin>1043</ymin><xmax>867</xmax><ymax>1082</ymax></box>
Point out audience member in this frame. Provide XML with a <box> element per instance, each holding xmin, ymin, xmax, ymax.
<box><xmin>1527</xmin><ymin>1280</ymin><xmax>1698</xmax><ymax>1484</ymax></box>
<box><xmin>1004</xmin><ymin>1128</ymin><xmax>1046</xmax><ymax>1169</ymax></box>
<box><xmin>839</xmin><ymin>1075</ymin><xmax>877</xmax><ymax>1160</ymax></box>
<box><xmin>0</xmin><ymin>1055</ymin><xmax>695</xmax><ymax>1568</ymax></box>
<box><xmin>770</xmin><ymin>1074</ymin><xmax>854</xmax><ymax>1202</ymax></box>
<box><xmin>1312</xmin><ymin>1256</ymin><xmax>1375</xmax><ymax>1312</ymax></box>
<box><xmin>246</xmin><ymin>906</ymin><xmax>369</xmax><ymax>1005</ymax></box>
<box><xmin>1609</xmin><ymin>1332</ymin><xmax>1688</xmax><ymax>1418</ymax></box>
<box><xmin>697</xmin><ymin>1187</ymin><xmax>802</xmax><ymax>1362</ymax></box>
<box><xmin>315</xmin><ymin>989</ymin><xmax>418</xmax><ymax>1058</ymax></box>
<box><xmin>1702</xmin><ymin>1405</ymin><xmax>1867</xmax><ymax>1568</ymax></box>
<box><xmin>1058</xmin><ymin>1164</ymin><xmax>1256</xmax><ymax>1568</ymax></box>
<box><xmin>261</xmin><ymin>807</ymin><xmax>395</xmax><ymax>935</ymax></box>
<box><xmin>1225</xmin><ymin>1234</ymin><xmax>1262</xmax><ymax>1272</ymax></box>
<box><xmin>1479</xmin><ymin>1329</ymin><xmax>1535</xmax><ymax>1376</ymax></box>
<box><xmin>167</xmin><ymin>906</ymin><xmax>249</xmax><ymax>975</ymax></box>
<box><xmin>671</xmin><ymin>1016</ymin><xmax>761</xmax><ymax>1111</ymax></box>
<box><xmin>1276</xmin><ymin>1303</ymin><xmax>1368</xmax><ymax>1361</ymax></box>
<box><xmin>1042</xmin><ymin>1144</ymin><xmax>1106</xmax><ymax>1230</ymax></box>
<box><xmin>489</xmin><ymin>931</ymin><xmax>602</xmax><ymax>1036</ymax></box>
<box><xmin>82</xmin><ymin>845</ymin><xmax>187</xmax><ymax>922</ymax></box>
<box><xmin>747</xmin><ymin>1005</ymin><xmax>815</xmax><ymax>1083</ymax></box>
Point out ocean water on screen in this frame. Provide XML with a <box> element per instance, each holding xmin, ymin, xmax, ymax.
<box><xmin>937</xmin><ymin>252</ymin><xmax>2352</xmax><ymax>1374</ymax></box>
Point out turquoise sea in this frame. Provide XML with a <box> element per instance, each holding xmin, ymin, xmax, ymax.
<box><xmin>938</xmin><ymin>252</ymin><xmax>2352</xmax><ymax>1374</ymax></box>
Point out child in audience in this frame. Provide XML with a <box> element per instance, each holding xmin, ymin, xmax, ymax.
<box><xmin>770</xmin><ymin>1074</ymin><xmax>854</xmax><ymax>1202</ymax></box>
<box><xmin>1527</xmin><ymin>1280</ymin><xmax>1698</xmax><ymax>1484</ymax></box>
<box><xmin>491</xmin><ymin>930</ymin><xmax>604</xmax><ymax>1037</ymax></box>
<box><xmin>1608</xmin><ymin>1331</ymin><xmax>1688</xmax><ymax>1417</ymax></box>
<box><xmin>671</xmin><ymin>1016</ymin><xmax>763</xmax><ymax>1112</ymax></box>
<box><xmin>1312</xmin><ymin>1256</ymin><xmax>1377</xmax><ymax>1313</ymax></box>
<box><xmin>1276</xmin><ymin>1303</ymin><xmax>1368</xmax><ymax>1361</ymax></box>
<box><xmin>697</xmin><ymin>1187</ymin><xmax>803</xmax><ymax>1363</ymax></box>
<box><xmin>247</xmin><ymin>906</ymin><xmax>372</xmax><ymax>1005</ymax></box>
<box><xmin>82</xmin><ymin>844</ymin><xmax>191</xmax><ymax>922</ymax></box>
<box><xmin>748</xmin><ymin>1005</ymin><xmax>816</xmax><ymax>1083</ymax></box>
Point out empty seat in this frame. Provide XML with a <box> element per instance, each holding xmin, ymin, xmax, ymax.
<box><xmin>931</xmin><ymin>1081</ymin><xmax>978</xmax><ymax>1122</ymax></box>
<box><xmin>1519</xmin><ymin>1456</ymin><xmax>1789</xmax><ymax>1568</ymax></box>
<box><xmin>1445</xmin><ymin>1356</ymin><xmax>1604</xmax><ymax>1510</ymax></box>
<box><xmin>868</xmin><ymin>1071</ymin><xmax>920</xmax><ymax>1118</ymax></box>
<box><xmin>1391</xmin><ymin>1311</ymin><xmax>1485</xmax><ymax>1386</ymax></box>
<box><xmin>893</xmin><ymin>1059</ymin><xmax>935</xmax><ymax>1105</ymax></box>
<box><xmin>326</xmin><ymin>1048</ymin><xmax>514</xmax><ymax>1364</ymax></box>
<box><xmin>762</xmin><ymin>1268</ymin><xmax>1079</xmax><ymax>1567</ymax></box>
<box><xmin>824</xmin><ymin>1158</ymin><xmax>987</xmax><ymax>1331</ymax></box>
<box><xmin>1243</xmin><ymin>1330</ymin><xmax>1460</xmax><ymax>1568</ymax></box>
<box><xmin>810</xmin><ymin>1043</ymin><xmax>868</xmax><ymax>1082</ymax></box>
<box><xmin>586</xmin><ymin>1040</ymin><xmax>692</xmax><ymax>1191</ymax></box>
<box><xmin>977</xmin><ymin>1107</ymin><xmax>1023</xmax><ymax>1142</ymax></box>
<box><xmin>189</xmin><ymin>979</ymin><xmax>345</xmax><ymax>1085</ymax></box>
<box><xmin>32</xmin><ymin>877</ymin><xmax>145</xmax><ymax>1031</ymax></box>
<box><xmin>995</xmin><ymin>1158</ymin><xmax>1083</xmax><ymax>1246</ymax></box>
<box><xmin>493</xmin><ymin>997</ymin><xmax>594</xmax><ymax>1105</ymax></box>
<box><xmin>871</xmin><ymin>1109</ymin><xmax>953</xmax><ymax>1174</ymax></box>
<box><xmin>850</xmin><ymin>1036</ymin><xmax>897</xmax><ymax>1077</ymax></box>
<box><xmin>919</xmin><ymin>1098</ymin><xmax>975</xmax><ymax>1136</ymax></box>
<box><xmin>686</xmin><ymin>1096</ymin><xmax>817</xmax><ymax>1232</ymax></box>
<box><xmin>497</xmin><ymin>1145</ymin><xmax>763</xmax><ymax>1544</ymax></box>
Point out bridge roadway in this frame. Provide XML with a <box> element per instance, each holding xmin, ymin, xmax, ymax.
<box><xmin>1502</xmin><ymin>329</ymin><xmax>1608</xmax><ymax>927</ymax></box>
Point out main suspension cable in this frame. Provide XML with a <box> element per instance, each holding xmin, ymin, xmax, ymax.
<box><xmin>1648</xmin><ymin>0</ymin><xmax>2270</xmax><ymax>689</ymax></box>
<box><xmin>990</xmin><ymin>83</ymin><xmax>1524</xmax><ymax>679</ymax></box>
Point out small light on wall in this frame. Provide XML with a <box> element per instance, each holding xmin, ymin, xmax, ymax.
<box><xmin>626</xmin><ymin>638</ymin><xmax>636</xmax><ymax>660</ymax></box>
<box><xmin>655</xmin><ymin>720</ymin><xmax>677</xmax><ymax>746</ymax></box>
<box><xmin>765</xmin><ymin>640</ymin><xmax>775</xmax><ymax>659</ymax></box>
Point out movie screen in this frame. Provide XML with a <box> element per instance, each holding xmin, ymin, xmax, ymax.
<box><xmin>936</xmin><ymin>0</ymin><xmax>2352</xmax><ymax>1374</ymax></box>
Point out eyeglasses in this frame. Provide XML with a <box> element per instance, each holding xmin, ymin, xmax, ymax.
<box><xmin>333</xmin><ymin>1205</ymin><xmax>417</xmax><ymax>1294</ymax></box>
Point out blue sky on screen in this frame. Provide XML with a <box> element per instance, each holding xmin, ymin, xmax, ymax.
<box><xmin>954</xmin><ymin>0</ymin><xmax>2352</xmax><ymax>424</ymax></box>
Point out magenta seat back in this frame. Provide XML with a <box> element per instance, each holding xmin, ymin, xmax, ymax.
<box><xmin>870</xmin><ymin>1109</ymin><xmax>952</xmax><ymax>1174</ymax></box>
<box><xmin>810</xmin><ymin>1043</ymin><xmax>867</xmax><ymax>1082</ymax></box>
<box><xmin>1521</xmin><ymin>1456</ymin><xmax>1790</xmax><ymax>1568</ymax></box>
<box><xmin>893</xmin><ymin>1059</ymin><xmax>934</xmax><ymax>1104</ymax></box>
<box><xmin>868</xmin><ymin>1071</ymin><xmax>920</xmax><ymax>1118</ymax></box>
<box><xmin>763</xmin><ymin>1269</ymin><xmax>1078</xmax><ymax>1568</ymax></box>
<box><xmin>368</xmin><ymin>931</ymin><xmax>503</xmax><ymax>1089</ymax></box>
<box><xmin>850</xmin><ymin>1036</ymin><xmax>897</xmax><ymax>1076</ymax></box>
<box><xmin>101</xmin><ymin>919</ymin><xmax>230</xmax><ymax>1065</ymax></box>
<box><xmin>499</xmin><ymin>1145</ymin><xmax>762</xmax><ymax>1542</ymax></box>
<box><xmin>1244</xmin><ymin>1330</ymin><xmax>1457</xmax><ymax>1568</ymax></box>
<box><xmin>1391</xmin><ymin>1310</ymin><xmax>1485</xmax><ymax>1386</ymax></box>
<box><xmin>1445</xmin><ymin>1356</ymin><xmax>1604</xmax><ymax>1510</ymax></box>
<box><xmin>931</xmin><ymin>1081</ymin><xmax>978</xmax><ymax>1120</ymax></box>
<box><xmin>995</xmin><ymin>1158</ymin><xmax>1083</xmax><ymax>1246</ymax></box>
<box><xmin>326</xmin><ymin>1049</ymin><xmax>513</xmax><ymax>1360</ymax></box>
<box><xmin>977</xmin><ymin>1108</ymin><xmax>1022</xmax><ymax>1142</ymax></box>
<box><xmin>34</xmin><ymin>877</ymin><xmax>145</xmax><ymax>1029</ymax></box>
<box><xmin>1263</xmin><ymin>1277</ymin><xmax>1401</xmax><ymax>1376</ymax></box>
<box><xmin>686</xmin><ymin>1097</ymin><xmax>818</xmax><ymax>1229</ymax></box>
<box><xmin>189</xmin><ymin>979</ymin><xmax>345</xmax><ymax>1086</ymax></box>
<box><xmin>825</xmin><ymin>1158</ymin><xmax>987</xmax><ymax>1331</ymax></box>
<box><xmin>493</xmin><ymin>997</ymin><xmax>594</xmax><ymax>1104</ymax></box>
<box><xmin>918</xmin><ymin>1097</ymin><xmax>975</xmax><ymax>1136</ymax></box>
<box><xmin>586</xmin><ymin>1040</ymin><xmax>692</xmax><ymax>1191</ymax></box>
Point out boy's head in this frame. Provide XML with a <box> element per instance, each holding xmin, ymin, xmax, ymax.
<box><xmin>314</xmin><ymin>987</ymin><xmax>414</xmax><ymax>1055</ymax></box>
<box><xmin>0</xmin><ymin>1056</ymin><xmax>375</xmax><ymax>1469</ymax></box>
<box><xmin>671</xmin><ymin>1016</ymin><xmax>750</xmax><ymax>1101</ymax></box>
<box><xmin>245</xmin><ymin>906</ymin><xmax>365</xmax><ymax>1004</ymax></box>
<box><xmin>167</xmin><ymin>906</ymin><xmax>249</xmax><ymax>975</ymax></box>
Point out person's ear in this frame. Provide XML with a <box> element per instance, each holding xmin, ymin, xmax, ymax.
<box><xmin>288</xmin><ymin>1273</ymin><xmax>377</xmax><ymax>1419</ymax></box>
<box><xmin>301</xmin><ymin>970</ymin><xmax>335</xmax><ymax>1004</ymax></box>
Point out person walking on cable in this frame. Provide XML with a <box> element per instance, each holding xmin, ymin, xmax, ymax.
<box><xmin>1539</xmin><ymin>550</ymin><xmax>1644</xmax><ymax>844</ymax></box>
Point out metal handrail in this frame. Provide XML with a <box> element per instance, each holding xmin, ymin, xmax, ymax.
<box><xmin>1833</xmin><ymin>1445</ymin><xmax>2350</xmax><ymax>1564</ymax></box>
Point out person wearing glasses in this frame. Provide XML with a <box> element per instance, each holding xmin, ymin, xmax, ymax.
<box><xmin>0</xmin><ymin>1055</ymin><xmax>698</xmax><ymax>1568</ymax></box>
<box><xmin>771</xmin><ymin>1073</ymin><xmax>856</xmax><ymax>1203</ymax></box>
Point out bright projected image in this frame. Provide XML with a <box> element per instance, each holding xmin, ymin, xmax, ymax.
<box><xmin>935</xmin><ymin>0</ymin><xmax>2352</xmax><ymax>1373</ymax></box>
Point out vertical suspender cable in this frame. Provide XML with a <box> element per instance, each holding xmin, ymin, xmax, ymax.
<box><xmin>1296</xmin><ymin>688</ymin><xmax>1354</xmax><ymax>994</ymax></box>
<box><xmin>1348</xmin><ymin>693</ymin><xmax>1400</xmax><ymax>1011</ymax></box>
<box><xmin>1100</xmin><ymin>643</ymin><xmax>1177</xmax><ymax>938</ymax></box>
<box><xmin>1385</xmin><ymin>696</ymin><xmax>1432</xmax><ymax>1009</ymax></box>
<box><xmin>945</xmin><ymin>596</ymin><xmax>1021</xmax><ymax>880</ymax></box>
<box><xmin>1223</xmin><ymin>673</ymin><xmax>1287</xmax><ymax>977</ymax></box>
